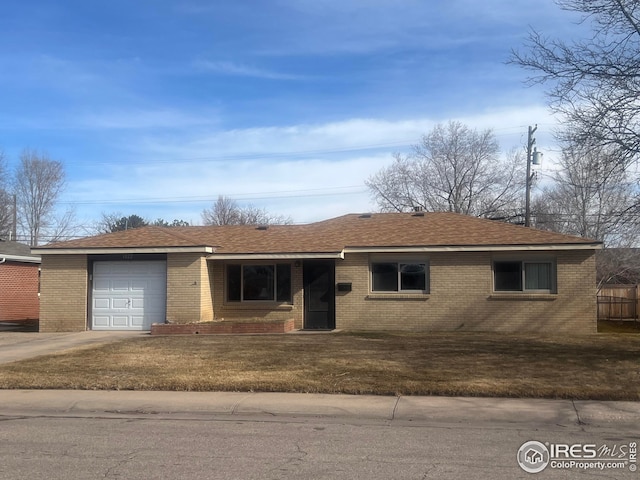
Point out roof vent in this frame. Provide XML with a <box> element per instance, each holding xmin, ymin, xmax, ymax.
<box><xmin>256</xmin><ymin>225</ymin><xmax>269</xmax><ymax>230</ymax></box>
<box><xmin>411</xmin><ymin>206</ymin><xmax>425</xmax><ymax>217</ymax></box>
<box><xmin>359</xmin><ymin>213</ymin><xmax>372</xmax><ymax>219</ymax></box>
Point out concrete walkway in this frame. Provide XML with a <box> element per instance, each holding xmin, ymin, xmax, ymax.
<box><xmin>0</xmin><ymin>331</ymin><xmax>145</xmax><ymax>364</ymax></box>
<box><xmin>0</xmin><ymin>389</ymin><xmax>638</xmax><ymax>429</ymax></box>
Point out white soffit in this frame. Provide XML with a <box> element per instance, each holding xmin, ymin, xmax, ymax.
<box><xmin>343</xmin><ymin>243</ymin><xmax>602</xmax><ymax>253</ymax></box>
<box><xmin>207</xmin><ymin>252</ymin><xmax>345</xmax><ymax>260</ymax></box>
<box><xmin>0</xmin><ymin>254</ymin><xmax>41</xmax><ymax>264</ymax></box>
<box><xmin>32</xmin><ymin>247</ymin><xmax>214</xmax><ymax>255</ymax></box>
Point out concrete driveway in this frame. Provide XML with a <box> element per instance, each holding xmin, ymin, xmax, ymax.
<box><xmin>0</xmin><ymin>331</ymin><xmax>146</xmax><ymax>364</ymax></box>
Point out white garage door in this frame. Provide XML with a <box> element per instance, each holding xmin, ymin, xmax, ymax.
<box><xmin>92</xmin><ymin>261</ymin><xmax>167</xmax><ymax>330</ymax></box>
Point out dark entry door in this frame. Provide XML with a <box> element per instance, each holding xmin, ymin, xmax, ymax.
<box><xmin>303</xmin><ymin>260</ymin><xmax>335</xmax><ymax>330</ymax></box>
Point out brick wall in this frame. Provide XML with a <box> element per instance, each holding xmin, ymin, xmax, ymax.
<box><xmin>0</xmin><ymin>262</ymin><xmax>40</xmax><ymax>321</ymax></box>
<box><xmin>151</xmin><ymin>318</ymin><xmax>295</xmax><ymax>335</ymax></box>
<box><xmin>39</xmin><ymin>255</ymin><xmax>88</xmax><ymax>332</ymax></box>
<box><xmin>165</xmin><ymin>253</ymin><xmax>213</xmax><ymax>324</ymax></box>
<box><xmin>335</xmin><ymin>250</ymin><xmax>597</xmax><ymax>334</ymax></box>
<box><xmin>210</xmin><ymin>261</ymin><xmax>304</xmax><ymax>328</ymax></box>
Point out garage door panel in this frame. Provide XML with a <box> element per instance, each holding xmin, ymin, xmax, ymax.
<box><xmin>131</xmin><ymin>280</ymin><xmax>147</xmax><ymax>291</ymax></box>
<box><xmin>112</xmin><ymin>298</ymin><xmax>130</xmax><ymax>309</ymax></box>
<box><xmin>111</xmin><ymin>280</ymin><xmax>130</xmax><ymax>291</ymax></box>
<box><xmin>112</xmin><ymin>316</ymin><xmax>129</xmax><ymax>327</ymax></box>
<box><xmin>110</xmin><ymin>264</ymin><xmax>133</xmax><ymax>275</ymax></box>
<box><xmin>93</xmin><ymin>263</ymin><xmax>111</xmax><ymax>275</ymax></box>
<box><xmin>92</xmin><ymin>261</ymin><xmax>166</xmax><ymax>331</ymax></box>
<box><xmin>94</xmin><ymin>279</ymin><xmax>110</xmax><ymax>291</ymax></box>
<box><xmin>93</xmin><ymin>316</ymin><xmax>110</xmax><ymax>327</ymax></box>
<box><xmin>94</xmin><ymin>298</ymin><xmax>110</xmax><ymax>309</ymax></box>
<box><xmin>131</xmin><ymin>298</ymin><xmax>145</xmax><ymax>309</ymax></box>
<box><xmin>140</xmin><ymin>263</ymin><xmax>165</xmax><ymax>274</ymax></box>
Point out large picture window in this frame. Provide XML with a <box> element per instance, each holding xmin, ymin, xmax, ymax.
<box><xmin>494</xmin><ymin>260</ymin><xmax>555</xmax><ymax>293</ymax></box>
<box><xmin>227</xmin><ymin>263</ymin><xmax>292</xmax><ymax>302</ymax></box>
<box><xmin>371</xmin><ymin>261</ymin><xmax>429</xmax><ymax>293</ymax></box>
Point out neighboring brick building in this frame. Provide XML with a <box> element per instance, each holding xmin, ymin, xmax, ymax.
<box><xmin>0</xmin><ymin>240</ymin><xmax>40</xmax><ymax>322</ymax></box>
<box><xmin>33</xmin><ymin>212</ymin><xmax>601</xmax><ymax>334</ymax></box>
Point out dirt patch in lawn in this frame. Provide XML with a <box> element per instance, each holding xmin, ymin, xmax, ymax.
<box><xmin>598</xmin><ymin>320</ymin><xmax>640</xmax><ymax>333</ymax></box>
<box><xmin>0</xmin><ymin>332</ymin><xmax>638</xmax><ymax>400</ymax></box>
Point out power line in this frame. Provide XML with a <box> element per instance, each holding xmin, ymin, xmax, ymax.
<box><xmin>53</xmin><ymin>126</ymin><xmax>553</xmax><ymax>169</ymax></box>
<box><xmin>59</xmin><ymin>185</ymin><xmax>369</xmax><ymax>206</ymax></box>
<box><xmin>63</xmin><ymin>140</ymin><xmax>415</xmax><ymax>168</ymax></box>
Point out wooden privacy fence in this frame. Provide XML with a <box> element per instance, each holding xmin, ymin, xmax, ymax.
<box><xmin>597</xmin><ymin>285</ymin><xmax>638</xmax><ymax>321</ymax></box>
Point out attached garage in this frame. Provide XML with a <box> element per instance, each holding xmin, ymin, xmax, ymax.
<box><xmin>92</xmin><ymin>261</ymin><xmax>167</xmax><ymax>330</ymax></box>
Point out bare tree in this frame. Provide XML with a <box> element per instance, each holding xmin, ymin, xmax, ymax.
<box><xmin>235</xmin><ymin>205</ymin><xmax>292</xmax><ymax>225</ymax></box>
<box><xmin>202</xmin><ymin>196</ymin><xmax>240</xmax><ymax>225</ymax></box>
<box><xmin>510</xmin><ymin>0</ymin><xmax>640</xmax><ymax>166</ymax></box>
<box><xmin>14</xmin><ymin>149</ymin><xmax>67</xmax><ymax>246</ymax></box>
<box><xmin>366</xmin><ymin>121</ymin><xmax>525</xmax><ymax>218</ymax></box>
<box><xmin>596</xmin><ymin>248</ymin><xmax>640</xmax><ymax>285</ymax></box>
<box><xmin>0</xmin><ymin>150</ymin><xmax>14</xmax><ymax>238</ymax></box>
<box><xmin>532</xmin><ymin>143</ymin><xmax>639</xmax><ymax>246</ymax></box>
<box><xmin>46</xmin><ymin>207</ymin><xmax>79</xmax><ymax>243</ymax></box>
<box><xmin>202</xmin><ymin>196</ymin><xmax>292</xmax><ymax>225</ymax></box>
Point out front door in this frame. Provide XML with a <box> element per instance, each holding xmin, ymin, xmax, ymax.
<box><xmin>303</xmin><ymin>260</ymin><xmax>335</xmax><ymax>330</ymax></box>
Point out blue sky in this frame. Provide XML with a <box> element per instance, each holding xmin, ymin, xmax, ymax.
<box><xmin>1</xmin><ymin>0</ymin><xmax>586</xmax><ymax>228</ymax></box>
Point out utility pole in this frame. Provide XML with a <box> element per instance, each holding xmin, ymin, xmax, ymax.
<box><xmin>11</xmin><ymin>194</ymin><xmax>17</xmax><ymax>241</ymax></box>
<box><xmin>525</xmin><ymin>125</ymin><xmax>537</xmax><ymax>227</ymax></box>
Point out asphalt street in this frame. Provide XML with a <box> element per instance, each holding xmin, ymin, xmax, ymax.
<box><xmin>0</xmin><ymin>390</ymin><xmax>638</xmax><ymax>480</ymax></box>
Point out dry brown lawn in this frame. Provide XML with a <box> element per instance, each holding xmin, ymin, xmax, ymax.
<box><xmin>597</xmin><ymin>319</ymin><xmax>640</xmax><ymax>334</ymax></box>
<box><xmin>0</xmin><ymin>331</ymin><xmax>638</xmax><ymax>400</ymax></box>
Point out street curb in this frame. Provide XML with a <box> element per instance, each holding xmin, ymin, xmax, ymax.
<box><xmin>0</xmin><ymin>390</ymin><xmax>638</xmax><ymax>428</ymax></box>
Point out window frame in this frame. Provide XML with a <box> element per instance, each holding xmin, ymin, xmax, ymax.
<box><xmin>492</xmin><ymin>259</ymin><xmax>556</xmax><ymax>294</ymax></box>
<box><xmin>226</xmin><ymin>263</ymin><xmax>292</xmax><ymax>303</ymax></box>
<box><xmin>370</xmin><ymin>259</ymin><xmax>430</xmax><ymax>294</ymax></box>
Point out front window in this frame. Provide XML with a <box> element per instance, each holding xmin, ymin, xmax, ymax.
<box><xmin>494</xmin><ymin>260</ymin><xmax>555</xmax><ymax>292</ymax></box>
<box><xmin>227</xmin><ymin>263</ymin><xmax>292</xmax><ymax>302</ymax></box>
<box><xmin>371</xmin><ymin>261</ymin><xmax>428</xmax><ymax>293</ymax></box>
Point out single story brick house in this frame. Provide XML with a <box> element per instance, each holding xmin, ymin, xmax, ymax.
<box><xmin>33</xmin><ymin>212</ymin><xmax>602</xmax><ymax>334</ymax></box>
<box><xmin>0</xmin><ymin>240</ymin><xmax>41</xmax><ymax>322</ymax></box>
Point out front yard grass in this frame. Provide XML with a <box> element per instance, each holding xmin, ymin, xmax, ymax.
<box><xmin>0</xmin><ymin>331</ymin><xmax>638</xmax><ymax>400</ymax></box>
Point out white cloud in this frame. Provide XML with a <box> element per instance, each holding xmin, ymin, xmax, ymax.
<box><xmin>65</xmin><ymin>154</ymin><xmax>389</xmax><ymax>224</ymax></box>
<box><xmin>64</xmin><ymin>104</ymin><xmax>562</xmax><ymax>225</ymax></box>
<box><xmin>255</xmin><ymin>0</ymin><xmax>574</xmax><ymax>56</ymax></box>
<box><xmin>133</xmin><ymin>105</ymin><xmax>560</xmax><ymax>163</ymax></box>
<box><xmin>75</xmin><ymin>108</ymin><xmax>218</xmax><ymax>130</ymax></box>
<box><xmin>134</xmin><ymin>117</ymin><xmax>433</xmax><ymax>162</ymax></box>
<box><xmin>193</xmin><ymin>59</ymin><xmax>306</xmax><ymax>80</ymax></box>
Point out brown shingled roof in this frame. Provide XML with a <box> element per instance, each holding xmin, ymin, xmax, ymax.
<box><xmin>42</xmin><ymin>226</ymin><xmax>211</xmax><ymax>249</ymax></box>
<box><xmin>36</xmin><ymin>212</ymin><xmax>600</xmax><ymax>254</ymax></box>
<box><xmin>318</xmin><ymin>213</ymin><xmax>597</xmax><ymax>248</ymax></box>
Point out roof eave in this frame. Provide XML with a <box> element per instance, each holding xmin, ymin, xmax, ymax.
<box><xmin>207</xmin><ymin>251</ymin><xmax>345</xmax><ymax>260</ymax></box>
<box><xmin>0</xmin><ymin>254</ymin><xmax>41</xmax><ymax>264</ymax></box>
<box><xmin>343</xmin><ymin>243</ymin><xmax>603</xmax><ymax>253</ymax></box>
<box><xmin>32</xmin><ymin>246</ymin><xmax>215</xmax><ymax>255</ymax></box>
